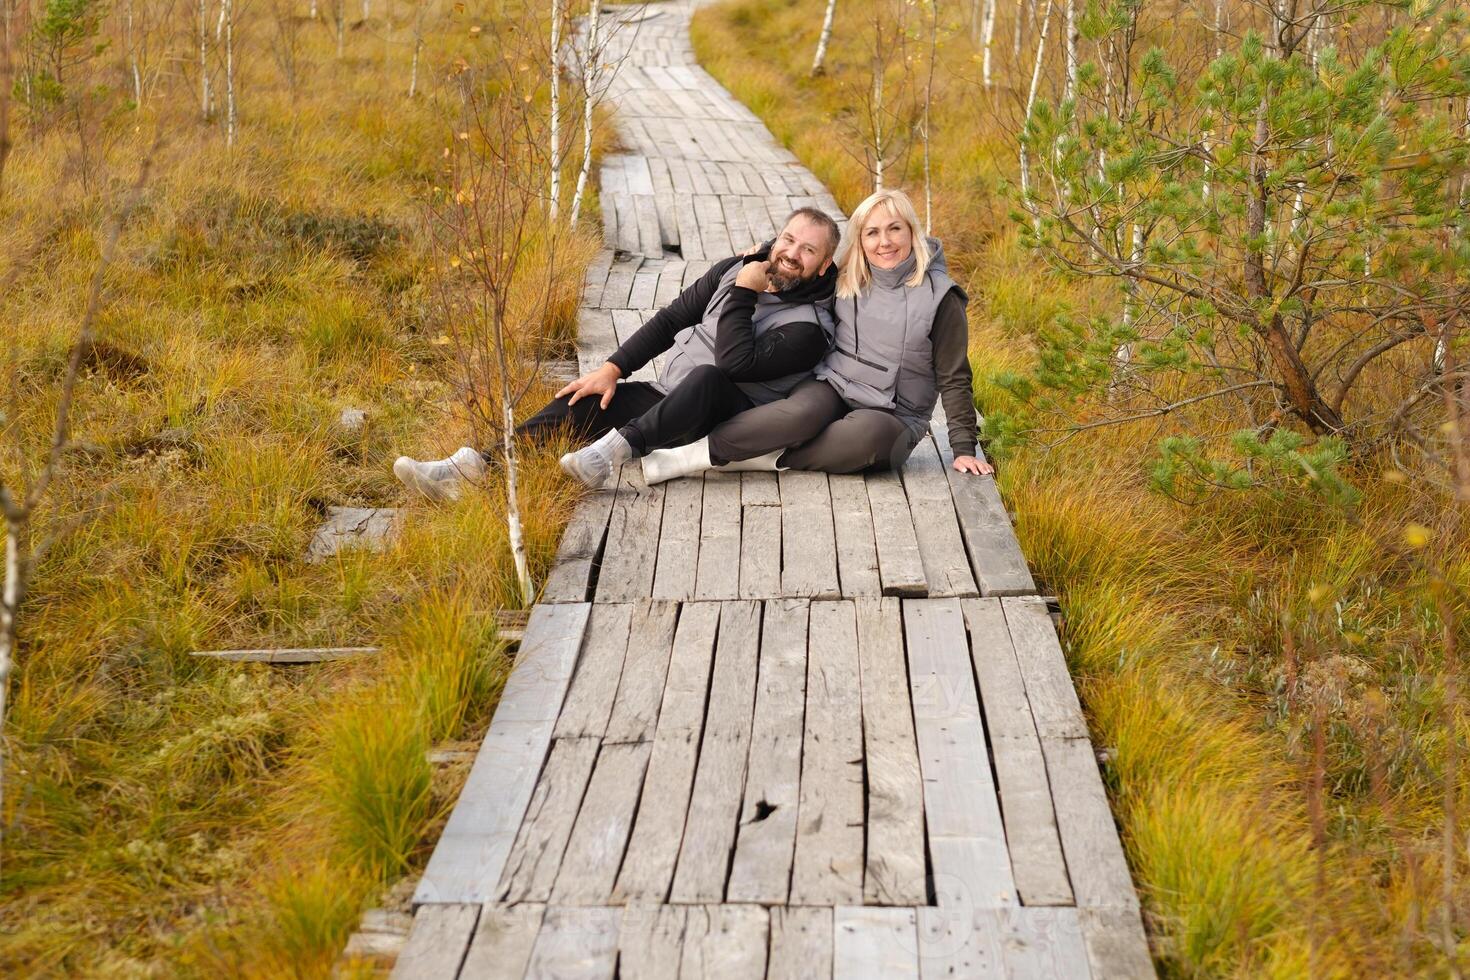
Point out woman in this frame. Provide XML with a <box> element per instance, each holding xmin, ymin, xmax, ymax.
<box><xmin>641</xmin><ymin>188</ymin><xmax>993</xmax><ymax>482</ymax></box>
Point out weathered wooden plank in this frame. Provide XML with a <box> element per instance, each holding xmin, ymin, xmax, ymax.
<box><xmin>457</xmin><ymin>903</ymin><xmax>545</xmax><ymax>979</ymax></box>
<box><xmin>670</xmin><ymin>600</ymin><xmax>762</xmax><ymax>903</ymax></box>
<box><xmin>778</xmin><ymin>470</ymin><xmax>840</xmax><ymax>599</ymax></box>
<box><xmin>674</xmin><ymin>193</ymin><xmax>707</xmax><ymax>260</ymax></box>
<box><xmin>604</xmin><ymin>600</ymin><xmax>680</xmax><ymax>744</ymax></box>
<box><xmin>610</xmin><ymin>308</ymin><xmax>645</xmax><ymax>346</ymax></box>
<box><xmin>635</xmin><ymin>195</ymin><xmax>663</xmax><ymax>256</ymax></box>
<box><xmin>614</xmin><ymin>191</ymin><xmax>641</xmax><ymax>254</ymax></box>
<box><xmin>855</xmin><ymin>598</ymin><xmax>927</xmax><ymax>906</ymax></box>
<box><xmin>901</xmin><ymin>437</ymin><xmax>979</xmax><ymax>597</ymax></box>
<box><xmin>414</xmin><ymin>603</ymin><xmax>591</xmax><ymax>904</ymax></box>
<box><xmin>654</xmin><ymin>261</ymin><xmax>688</xmax><ymax>306</ymax></box>
<box><xmin>962</xmin><ymin>598</ymin><xmax>1073</xmax><ymax>906</ymax></box>
<box><xmin>694</xmin><ymin>472</ymin><xmax>742</xmax><ymax>600</ymax></box>
<box><xmin>728</xmin><ymin>599</ymin><xmax>808</xmax><ymax>904</ymax></box>
<box><xmin>524</xmin><ymin>906</ymin><xmax>620</xmax><ymax>980</ymax></box>
<box><xmin>738</xmin><ymin>504</ymin><xmax>781</xmax><ymax>600</ymax></box>
<box><xmin>1078</xmin><ymin>907</ymin><xmax>1156</xmax><ymax>978</ymax></box>
<box><xmin>903</xmin><ymin>599</ymin><xmax>1017</xmax><ymax>909</ymax></box>
<box><xmin>614</xmin><ymin>602</ymin><xmax>720</xmax><ymax>902</ymax></box>
<box><xmin>693</xmin><ymin>193</ymin><xmax>735</xmax><ymax>258</ymax></box>
<box><xmin>768</xmin><ymin>907</ymin><xmax>833</xmax><ymax>980</ymax></box>
<box><xmin>596</xmin><ymin>465</ymin><xmax>665</xmax><ymax>603</ymax></box>
<box><xmin>998</xmin><ymin>907</ymin><xmax>1093</xmax><ymax>978</ymax></box>
<box><xmin>601</xmin><ymin>259</ymin><xmax>639</xmax><ymax>309</ymax></box>
<box><xmin>741</xmin><ymin>471</ymin><xmax>780</xmax><ymax>506</ymax></box>
<box><xmin>496</xmin><ymin>736</ymin><xmax>600</xmax><ymax>902</ymax></box>
<box><xmin>865</xmin><ymin>471</ymin><xmax>928</xmax><ymax>597</ymax></box>
<box><xmin>542</xmin><ymin>487</ymin><xmax>615</xmax><ymax>603</ymax></box>
<box><xmin>930</xmin><ymin>422</ymin><xmax>1038</xmax><ymax>597</ymax></box>
<box><xmin>1001</xmin><ymin>595</ymin><xmax>1089</xmax><ymax>739</ymax></box>
<box><xmin>551</xmin><ymin>740</ymin><xmax>654</xmax><ymax>903</ymax></box>
<box><xmin>554</xmin><ymin>603</ymin><xmax>634</xmax><ymax>738</ymax></box>
<box><xmin>629</xmin><ymin>266</ymin><xmax>660</xmax><ymax>308</ymax></box>
<box><xmin>1043</xmin><ymin>735</ymin><xmax>1140</xmax><ymax>910</ymax></box>
<box><xmin>618</xmin><ymin>904</ymin><xmax>687</xmax><ymax>980</ymax></box>
<box><xmin>742</xmin><ymin>194</ymin><xmax>776</xmax><ymax>241</ymax></box>
<box><xmin>828</xmin><ymin>474</ymin><xmax>881</xmax><ymax>598</ymax></box>
<box><xmin>391</xmin><ymin>904</ymin><xmax>478</xmax><ymax>979</ymax></box>
<box><xmin>679</xmin><ymin>906</ymin><xmax>770</xmax><ymax>980</ymax></box>
<box><xmin>647</xmin><ymin>158</ymin><xmax>681</xmax><ymax>250</ymax></box>
<box><xmin>652</xmin><ymin>475</ymin><xmax>703</xmax><ymax>601</ymax></box>
<box><xmin>790</xmin><ymin>600</ymin><xmax>864</xmax><ymax>905</ymax></box>
<box><xmin>833</xmin><ymin>907</ymin><xmax>919</xmax><ymax>980</ymax></box>
<box><xmin>915</xmin><ymin>908</ymin><xmax>1005</xmax><ymax>979</ymax></box>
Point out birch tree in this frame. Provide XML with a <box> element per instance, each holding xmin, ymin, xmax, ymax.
<box><xmin>812</xmin><ymin>0</ymin><xmax>836</xmax><ymax>76</ymax></box>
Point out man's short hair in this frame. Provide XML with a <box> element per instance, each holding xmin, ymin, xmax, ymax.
<box><xmin>784</xmin><ymin>206</ymin><xmax>841</xmax><ymax>258</ymax></box>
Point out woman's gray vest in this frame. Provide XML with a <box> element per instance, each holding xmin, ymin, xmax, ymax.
<box><xmin>658</xmin><ymin>262</ymin><xmax>837</xmax><ymax>406</ymax></box>
<box><xmin>815</xmin><ymin>238</ymin><xmax>962</xmax><ymax>425</ymax></box>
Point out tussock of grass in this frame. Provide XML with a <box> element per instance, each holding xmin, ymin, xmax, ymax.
<box><xmin>695</xmin><ymin>0</ymin><xmax>1470</xmax><ymax>973</ymax></box>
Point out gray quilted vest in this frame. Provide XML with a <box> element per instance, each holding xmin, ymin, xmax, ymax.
<box><xmin>816</xmin><ymin>238</ymin><xmax>963</xmax><ymax>424</ymax></box>
<box><xmin>658</xmin><ymin>262</ymin><xmax>837</xmax><ymax>406</ymax></box>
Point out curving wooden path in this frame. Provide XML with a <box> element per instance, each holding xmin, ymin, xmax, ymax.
<box><xmin>392</xmin><ymin>3</ymin><xmax>1153</xmax><ymax>976</ymax></box>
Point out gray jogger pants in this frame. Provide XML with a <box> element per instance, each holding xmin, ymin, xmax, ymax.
<box><xmin>707</xmin><ymin>378</ymin><xmax>922</xmax><ymax>474</ymax></box>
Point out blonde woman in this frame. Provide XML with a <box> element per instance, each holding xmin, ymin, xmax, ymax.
<box><xmin>642</xmin><ymin>188</ymin><xmax>994</xmax><ymax>481</ymax></box>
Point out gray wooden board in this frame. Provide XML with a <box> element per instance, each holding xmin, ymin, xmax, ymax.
<box><xmin>583</xmin><ymin>250</ymin><xmax>614</xmax><ymax>306</ymax></box>
<box><xmin>901</xmin><ymin>437</ymin><xmax>980</xmax><ymax>598</ymax></box>
<box><xmin>635</xmin><ymin>194</ymin><xmax>663</xmax><ymax>255</ymax></box>
<box><xmin>613</xmin><ymin>602</ymin><xmax>720</xmax><ymax>902</ymax></box>
<box><xmin>654</xmin><ymin>261</ymin><xmax>687</xmax><ymax>306</ymax></box>
<box><xmin>524</xmin><ymin>906</ymin><xmax>620</xmax><ymax>979</ymax></box>
<box><xmin>915</xmin><ymin>907</ymin><xmax>1005</xmax><ymax>979</ymax></box>
<box><xmin>554</xmin><ymin>602</ymin><xmax>635</xmax><ymax>739</ymax></box>
<box><xmin>694</xmin><ymin>472</ymin><xmax>742</xmax><ymax>600</ymax></box>
<box><xmin>741</xmin><ymin>471</ymin><xmax>780</xmax><ymax>506</ymax></box>
<box><xmin>615</xmin><ymin>191</ymin><xmax>640</xmax><ymax>253</ymax></box>
<box><xmin>931</xmin><ymin>424</ymin><xmax>1037</xmax><ymax>597</ymax></box>
<box><xmin>727</xmin><ymin>599</ymin><xmax>809</xmax><ymax>903</ymax></box>
<box><xmin>604</xmin><ymin>600</ymin><xmax>680</xmax><ymax>744</ymax></box>
<box><xmin>854</xmin><ymin>598</ymin><xmax>928</xmax><ymax>905</ymax></box>
<box><xmin>997</xmin><ymin>907</ymin><xmax>1093</xmax><ymax>978</ymax></box>
<box><xmin>768</xmin><ymin>906</ymin><xmax>833</xmax><ymax>980</ymax></box>
<box><xmin>596</xmin><ymin>465</ymin><xmax>665</xmax><ymax>603</ymax></box>
<box><xmin>833</xmin><ymin>907</ymin><xmax>919</xmax><ymax>980</ymax></box>
<box><xmin>414</xmin><ymin>603</ymin><xmax>591</xmax><ymax>904</ymax></box>
<box><xmin>1078</xmin><ymin>907</ymin><xmax>1156</xmax><ymax>979</ymax></box>
<box><xmin>670</xmin><ymin>600</ymin><xmax>762</xmax><ymax>903</ymax></box>
<box><xmin>1001</xmin><ymin>595</ymin><xmax>1089</xmax><ymax>739</ymax></box>
<box><xmin>611</xmin><ymin>308</ymin><xmax>645</xmax><ymax>346</ymax></box>
<box><xmin>496</xmin><ymin>736</ymin><xmax>600</xmax><ymax>903</ymax></box>
<box><xmin>828</xmin><ymin>474</ymin><xmax>881</xmax><ymax>598</ymax></box>
<box><xmin>542</xmin><ymin>487</ymin><xmax>615</xmax><ymax>603</ymax></box>
<box><xmin>865</xmin><ymin>471</ymin><xmax>928</xmax><ymax>597</ymax></box>
<box><xmin>652</xmin><ymin>475</ymin><xmax>703</xmax><ymax>601</ymax></box>
<box><xmin>391</xmin><ymin>904</ymin><xmax>478</xmax><ymax>979</ymax></box>
<box><xmin>693</xmin><ymin>193</ymin><xmax>735</xmax><ymax>258</ymax></box>
<box><xmin>551</xmin><ymin>740</ymin><xmax>654</xmax><ymax>903</ymax></box>
<box><xmin>629</xmin><ymin>267</ymin><xmax>659</xmax><ymax>308</ymax></box>
<box><xmin>738</xmin><ymin>504</ymin><xmax>781</xmax><ymax>600</ymax></box>
<box><xmin>458</xmin><ymin>903</ymin><xmax>545</xmax><ymax>980</ymax></box>
<box><xmin>674</xmin><ymin>193</ymin><xmax>706</xmax><ymax>260</ymax></box>
<box><xmin>1043</xmin><ymin>736</ymin><xmax>1140</xmax><ymax>910</ymax></box>
<box><xmin>778</xmin><ymin>470</ymin><xmax>840</xmax><ymax>599</ymax></box>
<box><xmin>601</xmin><ymin>262</ymin><xmax>638</xmax><ymax>309</ymax></box>
<box><xmin>618</xmin><ymin>904</ymin><xmax>687</xmax><ymax>980</ymax></box>
<box><xmin>962</xmin><ymin>598</ymin><xmax>1073</xmax><ymax>906</ymax></box>
<box><xmin>903</xmin><ymin>599</ymin><xmax>1017</xmax><ymax>909</ymax></box>
<box><xmin>679</xmin><ymin>905</ymin><xmax>770</xmax><ymax>979</ymax></box>
<box><xmin>790</xmin><ymin>600</ymin><xmax>864</xmax><ymax>905</ymax></box>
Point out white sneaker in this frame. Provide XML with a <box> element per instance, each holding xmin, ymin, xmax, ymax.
<box><xmin>393</xmin><ymin>446</ymin><xmax>487</xmax><ymax>502</ymax></box>
<box><xmin>641</xmin><ymin>438</ymin><xmax>714</xmax><ymax>485</ymax></box>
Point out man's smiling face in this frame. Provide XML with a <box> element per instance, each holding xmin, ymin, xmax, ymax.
<box><xmin>766</xmin><ymin>214</ymin><xmax>835</xmax><ymax>290</ymax></box>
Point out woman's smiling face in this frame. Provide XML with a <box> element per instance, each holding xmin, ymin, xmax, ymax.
<box><xmin>860</xmin><ymin>205</ymin><xmax>913</xmax><ymax>270</ymax></box>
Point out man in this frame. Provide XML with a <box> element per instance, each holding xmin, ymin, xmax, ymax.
<box><xmin>393</xmin><ymin>207</ymin><xmax>840</xmax><ymax>499</ymax></box>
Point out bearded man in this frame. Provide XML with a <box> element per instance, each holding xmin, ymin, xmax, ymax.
<box><xmin>393</xmin><ymin>206</ymin><xmax>840</xmax><ymax>498</ymax></box>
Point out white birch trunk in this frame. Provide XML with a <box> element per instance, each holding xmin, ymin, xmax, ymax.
<box><xmin>126</xmin><ymin>0</ymin><xmax>142</xmax><ymax>106</ymax></box>
<box><xmin>570</xmin><ymin>0</ymin><xmax>602</xmax><ymax>224</ymax></box>
<box><xmin>812</xmin><ymin>0</ymin><xmax>837</xmax><ymax>76</ymax></box>
<box><xmin>409</xmin><ymin>35</ymin><xmax>422</xmax><ymax>97</ymax></box>
<box><xmin>1115</xmin><ymin>222</ymin><xmax>1142</xmax><ymax>366</ymax></box>
<box><xmin>872</xmin><ymin>65</ymin><xmax>884</xmax><ymax>191</ymax></box>
<box><xmin>0</xmin><ymin>524</ymin><xmax>18</xmax><ymax>830</ymax></box>
<box><xmin>199</xmin><ymin>0</ymin><xmax>211</xmax><ymax>119</ymax></box>
<box><xmin>1018</xmin><ymin>0</ymin><xmax>1055</xmax><ymax>230</ymax></box>
<box><xmin>311</xmin><ymin>0</ymin><xmax>318</xmax><ymax>18</ymax></box>
<box><xmin>494</xmin><ymin>344</ymin><xmax>534</xmax><ymax>605</ymax></box>
<box><xmin>549</xmin><ymin>0</ymin><xmax>562</xmax><ymax>220</ymax></box>
<box><xmin>980</xmin><ymin>0</ymin><xmax>996</xmax><ymax>87</ymax></box>
<box><xmin>923</xmin><ymin>0</ymin><xmax>937</xmax><ymax>233</ymax></box>
<box><xmin>1063</xmin><ymin>0</ymin><xmax>1076</xmax><ymax>103</ymax></box>
<box><xmin>362</xmin><ymin>0</ymin><xmax>369</xmax><ymax>19</ymax></box>
<box><xmin>224</xmin><ymin>0</ymin><xmax>236</xmax><ymax>146</ymax></box>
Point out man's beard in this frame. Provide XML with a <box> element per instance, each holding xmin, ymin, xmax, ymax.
<box><xmin>767</xmin><ymin>254</ymin><xmax>806</xmax><ymax>291</ymax></box>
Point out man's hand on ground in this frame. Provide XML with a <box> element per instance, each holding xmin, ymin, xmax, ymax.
<box><xmin>557</xmin><ymin>362</ymin><xmax>623</xmax><ymax>410</ymax></box>
<box><xmin>736</xmin><ymin>260</ymin><xmax>771</xmax><ymax>292</ymax></box>
<box><xmin>951</xmin><ymin>455</ymin><xmax>994</xmax><ymax>476</ymax></box>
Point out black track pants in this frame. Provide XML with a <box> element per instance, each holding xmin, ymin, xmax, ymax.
<box><xmin>513</xmin><ymin>381</ymin><xmax>667</xmax><ymax>447</ymax></box>
<box><xmin>707</xmin><ymin>377</ymin><xmax>921</xmax><ymax>473</ymax></box>
<box><xmin>617</xmin><ymin>364</ymin><xmax>757</xmax><ymax>454</ymax></box>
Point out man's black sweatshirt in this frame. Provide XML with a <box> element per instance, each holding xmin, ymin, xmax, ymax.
<box><xmin>605</xmin><ymin>250</ymin><xmax>836</xmax><ymax>383</ymax></box>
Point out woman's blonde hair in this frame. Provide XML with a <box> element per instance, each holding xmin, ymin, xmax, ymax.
<box><xmin>835</xmin><ymin>189</ymin><xmax>932</xmax><ymax>299</ymax></box>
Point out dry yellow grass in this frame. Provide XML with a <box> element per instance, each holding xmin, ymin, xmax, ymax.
<box><xmin>694</xmin><ymin>0</ymin><xmax>1470</xmax><ymax>974</ymax></box>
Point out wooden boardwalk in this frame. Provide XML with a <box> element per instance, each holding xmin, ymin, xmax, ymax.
<box><xmin>393</xmin><ymin>3</ymin><xmax>1152</xmax><ymax>976</ymax></box>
